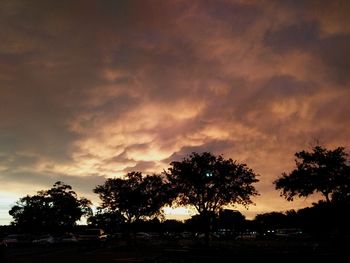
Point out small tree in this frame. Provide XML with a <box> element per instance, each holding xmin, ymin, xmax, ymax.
<box><xmin>166</xmin><ymin>152</ymin><xmax>259</xmax><ymax>243</ymax></box>
<box><xmin>94</xmin><ymin>172</ymin><xmax>169</xmax><ymax>225</ymax></box>
<box><xmin>274</xmin><ymin>145</ymin><xmax>350</xmax><ymax>203</ymax></box>
<box><xmin>9</xmin><ymin>181</ymin><xmax>92</xmax><ymax>233</ymax></box>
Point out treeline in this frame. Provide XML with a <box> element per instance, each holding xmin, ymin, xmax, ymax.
<box><xmin>4</xmin><ymin>145</ymin><xmax>350</xmax><ymax>239</ymax></box>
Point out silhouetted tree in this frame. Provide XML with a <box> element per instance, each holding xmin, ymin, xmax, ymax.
<box><xmin>185</xmin><ymin>212</ymin><xmax>217</xmax><ymax>234</ymax></box>
<box><xmin>254</xmin><ymin>212</ymin><xmax>288</xmax><ymax>231</ymax></box>
<box><xmin>284</xmin><ymin>209</ymin><xmax>301</xmax><ymax>228</ymax></box>
<box><xmin>274</xmin><ymin>145</ymin><xmax>350</xmax><ymax>203</ymax></box>
<box><xmin>295</xmin><ymin>200</ymin><xmax>350</xmax><ymax>239</ymax></box>
<box><xmin>132</xmin><ymin>218</ymin><xmax>162</xmax><ymax>233</ymax></box>
<box><xmin>166</xmin><ymin>152</ymin><xmax>259</xmax><ymax>243</ymax></box>
<box><xmin>162</xmin><ymin>219</ymin><xmax>185</xmax><ymax>233</ymax></box>
<box><xmin>94</xmin><ymin>172</ymin><xmax>169</xmax><ymax>225</ymax></box>
<box><xmin>87</xmin><ymin>208</ymin><xmax>125</xmax><ymax>233</ymax></box>
<box><xmin>218</xmin><ymin>209</ymin><xmax>246</xmax><ymax>234</ymax></box>
<box><xmin>9</xmin><ymin>181</ymin><xmax>92</xmax><ymax>233</ymax></box>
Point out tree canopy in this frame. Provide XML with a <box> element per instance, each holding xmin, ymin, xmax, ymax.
<box><xmin>166</xmin><ymin>152</ymin><xmax>259</xmax><ymax>216</ymax></box>
<box><xmin>9</xmin><ymin>181</ymin><xmax>92</xmax><ymax>233</ymax></box>
<box><xmin>94</xmin><ymin>172</ymin><xmax>169</xmax><ymax>224</ymax></box>
<box><xmin>274</xmin><ymin>145</ymin><xmax>350</xmax><ymax>203</ymax></box>
<box><xmin>254</xmin><ymin>212</ymin><xmax>288</xmax><ymax>230</ymax></box>
<box><xmin>87</xmin><ymin>208</ymin><xmax>125</xmax><ymax>233</ymax></box>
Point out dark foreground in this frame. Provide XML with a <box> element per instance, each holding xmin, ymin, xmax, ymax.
<box><xmin>1</xmin><ymin>239</ymin><xmax>349</xmax><ymax>263</ymax></box>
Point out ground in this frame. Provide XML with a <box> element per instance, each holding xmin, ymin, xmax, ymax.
<box><xmin>1</xmin><ymin>238</ymin><xmax>349</xmax><ymax>262</ymax></box>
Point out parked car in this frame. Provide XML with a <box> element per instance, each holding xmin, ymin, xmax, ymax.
<box><xmin>135</xmin><ymin>232</ymin><xmax>151</xmax><ymax>240</ymax></box>
<box><xmin>180</xmin><ymin>232</ymin><xmax>193</xmax><ymax>239</ymax></box>
<box><xmin>59</xmin><ymin>233</ymin><xmax>78</xmax><ymax>244</ymax></box>
<box><xmin>235</xmin><ymin>231</ymin><xmax>257</xmax><ymax>240</ymax></box>
<box><xmin>2</xmin><ymin>234</ymin><xmax>31</xmax><ymax>247</ymax></box>
<box><xmin>109</xmin><ymin>232</ymin><xmax>123</xmax><ymax>240</ymax></box>
<box><xmin>275</xmin><ymin>228</ymin><xmax>304</xmax><ymax>239</ymax></box>
<box><xmin>77</xmin><ymin>229</ymin><xmax>107</xmax><ymax>244</ymax></box>
<box><xmin>32</xmin><ymin>234</ymin><xmax>56</xmax><ymax>245</ymax></box>
<box><xmin>0</xmin><ymin>238</ymin><xmax>7</xmax><ymax>248</ymax></box>
<box><xmin>195</xmin><ymin>232</ymin><xmax>220</xmax><ymax>240</ymax></box>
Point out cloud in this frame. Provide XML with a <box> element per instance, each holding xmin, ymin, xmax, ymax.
<box><xmin>0</xmin><ymin>0</ymin><xmax>349</xmax><ymax>222</ymax></box>
<box><xmin>124</xmin><ymin>161</ymin><xmax>158</xmax><ymax>174</ymax></box>
<box><xmin>163</xmin><ymin>139</ymin><xmax>236</xmax><ymax>164</ymax></box>
<box><xmin>264</xmin><ymin>20</ymin><xmax>350</xmax><ymax>84</ymax></box>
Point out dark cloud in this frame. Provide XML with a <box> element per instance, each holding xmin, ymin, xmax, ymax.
<box><xmin>264</xmin><ymin>20</ymin><xmax>350</xmax><ymax>83</ymax></box>
<box><xmin>163</xmin><ymin>140</ymin><xmax>235</xmax><ymax>164</ymax></box>
<box><xmin>0</xmin><ymin>169</ymin><xmax>106</xmax><ymax>197</ymax></box>
<box><xmin>264</xmin><ymin>22</ymin><xmax>320</xmax><ymax>53</ymax></box>
<box><xmin>318</xmin><ymin>34</ymin><xmax>350</xmax><ymax>83</ymax></box>
<box><xmin>124</xmin><ymin>161</ymin><xmax>158</xmax><ymax>174</ymax></box>
<box><xmin>261</xmin><ymin>75</ymin><xmax>315</xmax><ymax>96</ymax></box>
<box><xmin>0</xmin><ymin>153</ymin><xmax>39</xmax><ymax>170</ymax></box>
<box><xmin>203</xmin><ymin>0</ymin><xmax>262</xmax><ymax>33</ymax></box>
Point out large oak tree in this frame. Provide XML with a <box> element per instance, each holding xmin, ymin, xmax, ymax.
<box><xmin>166</xmin><ymin>152</ymin><xmax>259</xmax><ymax>240</ymax></box>
<box><xmin>274</xmin><ymin>145</ymin><xmax>350</xmax><ymax>203</ymax></box>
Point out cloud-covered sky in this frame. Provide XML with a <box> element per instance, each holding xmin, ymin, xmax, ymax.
<box><xmin>1</xmin><ymin>0</ymin><xmax>350</xmax><ymax>224</ymax></box>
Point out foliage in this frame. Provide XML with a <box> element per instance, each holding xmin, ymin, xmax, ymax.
<box><xmin>162</xmin><ymin>219</ymin><xmax>185</xmax><ymax>233</ymax></box>
<box><xmin>87</xmin><ymin>208</ymin><xmax>125</xmax><ymax>232</ymax></box>
<box><xmin>254</xmin><ymin>212</ymin><xmax>288</xmax><ymax>230</ymax></box>
<box><xmin>166</xmin><ymin>152</ymin><xmax>259</xmax><ymax>215</ymax></box>
<box><xmin>9</xmin><ymin>181</ymin><xmax>92</xmax><ymax>233</ymax></box>
<box><xmin>166</xmin><ymin>152</ymin><xmax>258</xmax><ymax>244</ymax></box>
<box><xmin>185</xmin><ymin>213</ymin><xmax>216</xmax><ymax>233</ymax></box>
<box><xmin>274</xmin><ymin>145</ymin><xmax>350</xmax><ymax>203</ymax></box>
<box><xmin>218</xmin><ymin>209</ymin><xmax>245</xmax><ymax>232</ymax></box>
<box><xmin>94</xmin><ymin>172</ymin><xmax>169</xmax><ymax>223</ymax></box>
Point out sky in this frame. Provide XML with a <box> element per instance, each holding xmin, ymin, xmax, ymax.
<box><xmin>1</xmin><ymin>0</ymin><xmax>350</xmax><ymax>225</ymax></box>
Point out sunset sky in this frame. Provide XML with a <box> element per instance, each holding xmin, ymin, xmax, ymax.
<box><xmin>1</xmin><ymin>0</ymin><xmax>350</xmax><ymax>225</ymax></box>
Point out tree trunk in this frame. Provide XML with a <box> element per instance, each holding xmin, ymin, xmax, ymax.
<box><xmin>204</xmin><ymin>230</ymin><xmax>210</xmax><ymax>247</ymax></box>
<box><xmin>203</xmin><ymin>212</ymin><xmax>211</xmax><ymax>247</ymax></box>
<box><xmin>125</xmin><ymin>217</ymin><xmax>134</xmax><ymax>245</ymax></box>
<box><xmin>324</xmin><ymin>192</ymin><xmax>331</xmax><ymax>203</ymax></box>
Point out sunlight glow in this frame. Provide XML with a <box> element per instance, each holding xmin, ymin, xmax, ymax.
<box><xmin>0</xmin><ymin>192</ymin><xmax>19</xmax><ymax>225</ymax></box>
